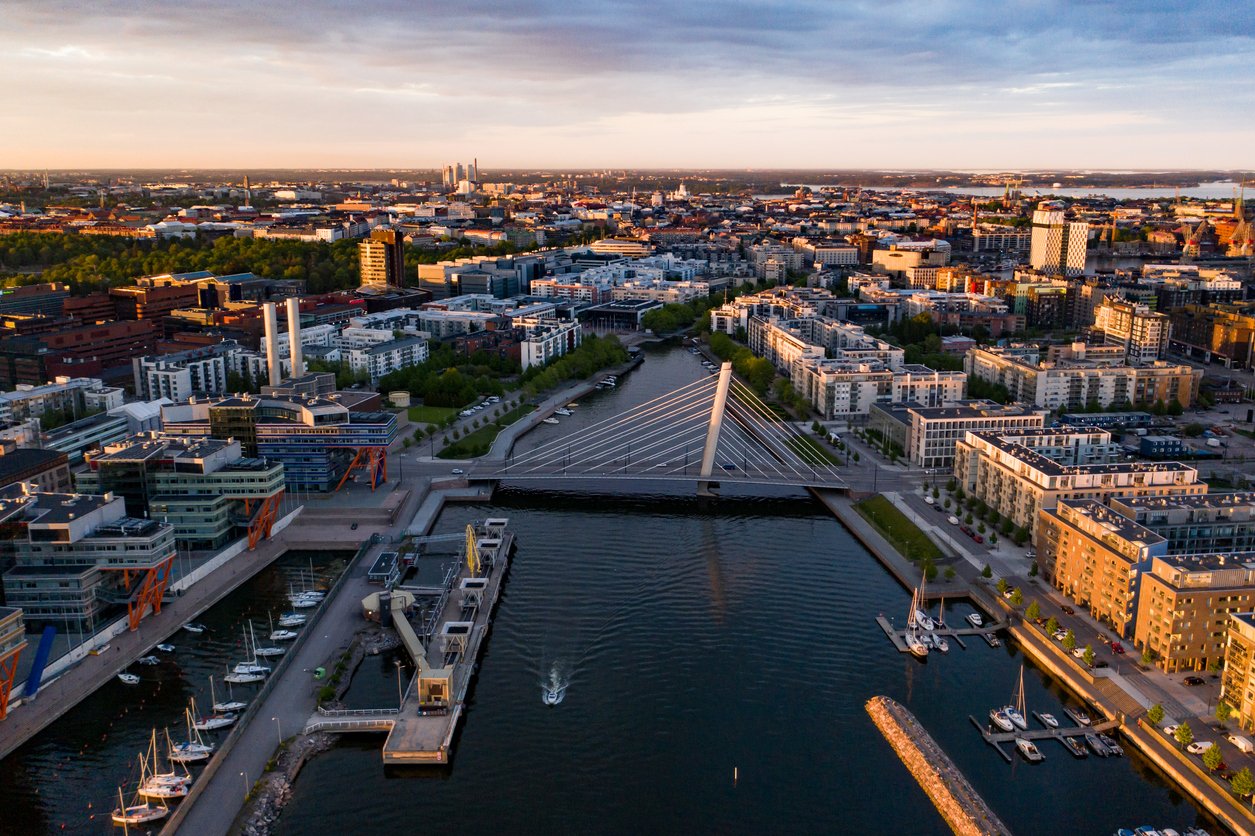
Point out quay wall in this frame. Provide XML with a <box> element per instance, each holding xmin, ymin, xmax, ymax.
<box><xmin>866</xmin><ymin>696</ymin><xmax>1011</xmax><ymax>836</ymax></box>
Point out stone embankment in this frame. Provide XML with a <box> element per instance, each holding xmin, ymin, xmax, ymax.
<box><xmin>866</xmin><ymin>696</ymin><xmax>1011</xmax><ymax>836</ymax></box>
<box><xmin>235</xmin><ymin>625</ymin><xmax>399</xmax><ymax>834</ymax></box>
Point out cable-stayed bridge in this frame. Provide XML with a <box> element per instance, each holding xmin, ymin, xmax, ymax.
<box><xmin>467</xmin><ymin>363</ymin><xmax>849</xmax><ymax>492</ymax></box>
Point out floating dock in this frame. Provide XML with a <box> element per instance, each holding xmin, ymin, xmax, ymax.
<box><xmin>305</xmin><ymin>519</ymin><xmax>513</xmax><ymax>765</ymax></box>
<box><xmin>875</xmin><ymin>616</ymin><xmax>1002</xmax><ymax>654</ymax></box>
<box><xmin>867</xmin><ymin>696</ymin><xmax>1011</xmax><ymax>836</ymax></box>
<box><xmin>968</xmin><ymin>713</ymin><xmax>1120</xmax><ymax>763</ymax></box>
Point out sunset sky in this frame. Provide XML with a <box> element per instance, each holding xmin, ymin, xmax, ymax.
<box><xmin>5</xmin><ymin>0</ymin><xmax>1251</xmax><ymax>169</ymax></box>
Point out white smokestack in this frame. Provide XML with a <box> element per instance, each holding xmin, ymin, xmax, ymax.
<box><xmin>286</xmin><ymin>297</ymin><xmax>304</xmax><ymax>378</ymax></box>
<box><xmin>263</xmin><ymin>302</ymin><xmax>282</xmax><ymax>386</ymax></box>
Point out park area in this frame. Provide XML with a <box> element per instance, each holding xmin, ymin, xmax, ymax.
<box><xmin>855</xmin><ymin>495</ymin><xmax>942</xmax><ymax>563</ymax></box>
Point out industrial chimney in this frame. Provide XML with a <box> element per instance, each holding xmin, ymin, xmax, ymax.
<box><xmin>262</xmin><ymin>302</ymin><xmax>282</xmax><ymax>386</ymax></box>
<box><xmin>286</xmin><ymin>297</ymin><xmax>304</xmax><ymax>378</ymax></box>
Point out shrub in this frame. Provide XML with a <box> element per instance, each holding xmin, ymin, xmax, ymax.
<box><xmin>1146</xmin><ymin>703</ymin><xmax>1164</xmax><ymax>725</ymax></box>
<box><xmin>981</xmin><ymin>564</ymin><xmax>992</xmax><ymax>578</ymax></box>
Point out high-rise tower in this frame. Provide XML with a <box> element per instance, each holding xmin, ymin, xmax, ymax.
<box><xmin>358</xmin><ymin>228</ymin><xmax>407</xmax><ymax>292</ymax></box>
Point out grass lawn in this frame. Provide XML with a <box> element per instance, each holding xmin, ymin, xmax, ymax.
<box><xmin>786</xmin><ymin>434</ymin><xmax>841</xmax><ymax>466</ymax></box>
<box><xmin>855</xmin><ymin>495</ymin><xmax>943</xmax><ymax>563</ymax></box>
<box><xmin>408</xmin><ymin>404</ymin><xmax>460</xmax><ymax>425</ymax></box>
<box><xmin>438</xmin><ymin>403</ymin><xmax>535</xmax><ymax>459</ymax></box>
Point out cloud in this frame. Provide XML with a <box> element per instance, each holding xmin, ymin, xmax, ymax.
<box><xmin>0</xmin><ymin>1</ymin><xmax>1251</xmax><ymax>167</ymax></box>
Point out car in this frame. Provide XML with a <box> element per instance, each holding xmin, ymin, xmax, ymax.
<box><xmin>350</xmin><ymin>522</ymin><xmax>358</xmax><ymax>530</ymax></box>
<box><xmin>973</xmin><ymin>534</ymin><xmax>984</xmax><ymax>544</ymax></box>
<box><xmin>1071</xmin><ymin>646</ymin><xmax>1087</xmax><ymax>659</ymax></box>
<box><xmin>721</xmin><ymin>463</ymin><xmax>737</xmax><ymax>471</ymax></box>
<box><xmin>1110</xmin><ymin>642</ymin><xmax>1125</xmax><ymax>654</ymax></box>
<box><xmin>1184</xmin><ymin>675</ymin><xmax>1206</xmax><ymax>686</ymax></box>
<box><xmin>948</xmin><ymin>516</ymin><xmax>960</xmax><ymax>525</ymax></box>
<box><xmin>1061</xmin><ymin>605</ymin><xmax>1076</xmax><ymax>615</ymax></box>
<box><xmin>1187</xmin><ymin>741</ymin><xmax>1216</xmax><ymax>755</ymax></box>
<box><xmin>1003</xmin><ymin>589</ymin><xmax>1015</xmax><ymax>600</ymax></box>
<box><xmin>451</xmin><ymin>468</ymin><xmax>465</xmax><ymax>475</ymax></box>
<box><xmin>924</xmin><ymin>496</ymin><xmax>934</xmax><ymax>505</ymax></box>
<box><xmin>1052</xmin><ymin>629</ymin><xmax>1068</xmax><ymax>641</ymax></box>
<box><xmin>1164</xmin><ymin>724</ymin><xmax>1180</xmax><ymax>736</ymax></box>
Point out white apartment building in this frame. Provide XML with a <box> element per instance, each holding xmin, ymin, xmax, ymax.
<box><xmin>347</xmin><ymin>336</ymin><xmax>430</xmax><ymax>383</ymax></box>
<box><xmin>1093</xmin><ymin>298</ymin><xmax>1171</xmax><ymax>364</ymax></box>
<box><xmin>791</xmin><ymin>359</ymin><xmax>966</xmax><ymax>418</ymax></box>
<box><xmin>517</xmin><ymin>317</ymin><xmax>583</xmax><ymax>370</ymax></box>
<box><xmin>903</xmin><ymin>402</ymin><xmax>1048</xmax><ymax>469</ymax></box>
<box><xmin>0</xmin><ymin>377</ymin><xmax>123</xmax><ymax>423</ymax></box>
<box><xmin>133</xmin><ymin>345</ymin><xmax>235</xmax><ymax>401</ymax></box>
<box><xmin>1029</xmin><ymin>208</ymin><xmax>1088</xmax><ymax>276</ymax></box>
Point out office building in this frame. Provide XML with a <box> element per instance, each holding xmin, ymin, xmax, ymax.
<box><xmin>1</xmin><ymin>486</ymin><xmax>176</xmax><ymax>631</ymax></box>
<box><xmin>867</xmin><ymin>400</ymin><xmax>1048</xmax><ymax>470</ymax></box>
<box><xmin>77</xmin><ymin>434</ymin><xmax>285</xmax><ymax>550</ymax></box>
<box><xmin>1029</xmin><ymin>208</ymin><xmax>1088</xmax><ymax>276</ymax></box>
<box><xmin>359</xmin><ymin>228</ymin><xmax>407</xmax><ymax>292</ymax></box>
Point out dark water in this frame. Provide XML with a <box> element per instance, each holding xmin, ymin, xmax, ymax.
<box><xmin>273</xmin><ymin>344</ymin><xmax>1221</xmax><ymax>836</ymax></box>
<box><xmin>0</xmin><ymin>550</ymin><xmax>351</xmax><ymax>835</ymax></box>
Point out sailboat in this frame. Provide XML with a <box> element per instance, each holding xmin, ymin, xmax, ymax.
<box><xmin>210</xmin><ymin>674</ymin><xmax>248</xmax><ymax>713</ymax></box>
<box><xmin>167</xmin><ymin>712</ymin><xmax>214</xmax><ymax>764</ymax></box>
<box><xmin>269</xmin><ymin>612</ymin><xmax>298</xmax><ymax>642</ymax></box>
<box><xmin>1002</xmin><ymin>665</ymin><xmax>1029</xmax><ymax>730</ymax></box>
<box><xmin>278</xmin><ymin>611</ymin><xmax>307</xmax><ymax>628</ymax></box>
<box><xmin>232</xmin><ymin>625</ymin><xmax>271</xmax><ymax>677</ymax></box>
<box><xmin>913</xmin><ymin>578</ymin><xmax>936</xmax><ymax>631</ymax></box>
<box><xmin>904</xmin><ymin>587</ymin><xmax>929</xmax><ymax>657</ymax></box>
<box><xmin>251</xmin><ymin>620</ymin><xmax>285</xmax><ymax>658</ymax></box>
<box><xmin>112</xmin><ymin>784</ymin><xmax>168</xmax><ymax>826</ymax></box>
<box><xmin>138</xmin><ymin>730</ymin><xmax>191</xmax><ymax>800</ymax></box>
<box><xmin>191</xmin><ymin>696</ymin><xmax>236</xmax><ymax>732</ymax></box>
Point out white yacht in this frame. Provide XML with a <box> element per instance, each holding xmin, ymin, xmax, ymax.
<box><xmin>1015</xmin><ymin>738</ymin><xmax>1045</xmax><ymax>762</ymax></box>
<box><xmin>182</xmin><ymin>622</ymin><xmax>207</xmax><ymax>634</ymax></box>
<box><xmin>167</xmin><ymin>714</ymin><xmax>214</xmax><ymax>763</ymax></box>
<box><xmin>138</xmin><ymin>730</ymin><xmax>192</xmax><ymax>801</ymax></box>
<box><xmin>966</xmin><ymin>613</ymin><xmax>984</xmax><ymax>629</ymax></box>
<box><xmin>278</xmin><ymin>612</ymin><xmax>307</xmax><ymax>628</ymax></box>
<box><xmin>1038</xmin><ymin>712</ymin><xmax>1059</xmax><ymax>729</ymax></box>
<box><xmin>137</xmin><ymin>655</ymin><xmax>161</xmax><ymax>666</ymax></box>
<box><xmin>989</xmin><ymin>708</ymin><xmax>1014</xmax><ymax>732</ymax></box>
<box><xmin>112</xmin><ymin>789</ymin><xmax>168</xmax><ymax>827</ymax></box>
<box><xmin>118</xmin><ymin>672</ymin><xmax>140</xmax><ymax>686</ymax></box>
<box><xmin>932</xmin><ymin>634</ymin><xmax>950</xmax><ymax>653</ymax></box>
<box><xmin>542</xmin><ymin>417</ymin><xmax>560</xmax><ymax>425</ymax></box>
<box><xmin>554</xmin><ymin>408</ymin><xmax>573</xmax><ymax>417</ymax></box>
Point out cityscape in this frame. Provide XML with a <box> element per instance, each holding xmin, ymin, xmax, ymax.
<box><xmin>2</xmin><ymin>2</ymin><xmax>1255</xmax><ymax>835</ymax></box>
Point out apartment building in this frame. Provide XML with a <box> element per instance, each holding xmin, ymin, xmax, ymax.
<box><xmin>347</xmin><ymin>336</ymin><xmax>430</xmax><ymax>383</ymax></box>
<box><xmin>1222</xmin><ymin>613</ymin><xmax>1255</xmax><ymax>731</ymax></box>
<box><xmin>868</xmin><ymin>400</ymin><xmax>1048</xmax><ymax>469</ymax></box>
<box><xmin>517</xmin><ymin>317</ymin><xmax>582</xmax><ymax>370</ymax></box>
<box><xmin>1029</xmin><ymin>208</ymin><xmax>1088</xmax><ymax>276</ymax></box>
<box><xmin>1037</xmin><ymin>500</ymin><xmax>1167</xmax><ymax>639</ymax></box>
<box><xmin>1106</xmin><ymin>493</ymin><xmax>1255</xmax><ymax>555</ymax></box>
<box><xmin>792</xmin><ymin>360</ymin><xmax>966</xmax><ymax>419</ymax></box>
<box><xmin>957</xmin><ymin>427</ymin><xmax>1205</xmax><ymax>536</ymax></box>
<box><xmin>1136</xmin><ymin>554</ymin><xmax>1255</xmax><ymax>673</ymax></box>
<box><xmin>1093</xmin><ymin>297</ymin><xmax>1171</xmax><ymax>363</ymax></box>
<box><xmin>132</xmin><ymin>342</ymin><xmax>236</xmax><ymax>401</ymax></box>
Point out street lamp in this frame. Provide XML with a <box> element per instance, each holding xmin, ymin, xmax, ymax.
<box><xmin>240</xmin><ymin>770</ymin><xmax>249</xmax><ymax>802</ymax></box>
<box><xmin>272</xmin><ymin>716</ymin><xmax>282</xmax><ymax>747</ymax></box>
<box><xmin>395</xmin><ymin>659</ymin><xmax>404</xmax><ymax>708</ymax></box>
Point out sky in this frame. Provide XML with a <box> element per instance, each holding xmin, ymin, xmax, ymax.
<box><xmin>4</xmin><ymin>0</ymin><xmax>1253</xmax><ymax>170</ymax></box>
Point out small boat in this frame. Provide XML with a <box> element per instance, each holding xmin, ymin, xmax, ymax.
<box><xmin>290</xmin><ymin>596</ymin><xmax>318</xmax><ymax>609</ymax></box>
<box><xmin>932</xmin><ymin>634</ymin><xmax>949</xmax><ymax>653</ymax></box>
<box><xmin>1133</xmin><ymin>827</ymin><xmax>1161</xmax><ymax>835</ymax></box>
<box><xmin>541</xmin><ymin>417</ymin><xmax>560</xmax><ymax>425</ymax></box>
<box><xmin>139</xmin><ymin>730</ymin><xmax>192</xmax><ymax>800</ymax></box>
<box><xmin>182</xmin><ymin>622</ymin><xmax>207</xmax><ymax>634</ymax></box>
<box><xmin>118</xmin><ymin>672</ymin><xmax>141</xmax><ymax>685</ymax></box>
<box><xmin>914</xmin><ymin>608</ymin><xmax>936</xmax><ymax>632</ymax></box>
<box><xmin>156</xmin><ymin>643</ymin><xmax>176</xmax><ymax>653</ymax></box>
<box><xmin>1116</xmin><ymin>829</ymin><xmax>1137</xmax><ymax>836</ymax></box>
<box><xmin>966</xmin><ymin>613</ymin><xmax>984</xmax><ymax>628</ymax></box>
<box><xmin>1015</xmin><ymin>738</ymin><xmax>1045</xmax><ymax>762</ymax></box>
<box><xmin>224</xmin><ymin>670</ymin><xmax>265</xmax><ymax>685</ymax></box>
<box><xmin>906</xmin><ymin>632</ymin><xmax>929</xmax><ymax>657</ymax></box>
<box><xmin>566</xmin><ymin>402</ymin><xmax>579</xmax><ymax>408</ymax></box>
<box><xmin>989</xmin><ymin>708</ymin><xmax>1014</xmax><ymax>732</ymax></box>
<box><xmin>167</xmin><ymin>713</ymin><xmax>214</xmax><ymax>763</ymax></box>
<box><xmin>983</xmin><ymin>632</ymin><xmax>1002</xmax><ymax>648</ymax></box>
<box><xmin>270</xmin><ymin>629</ymin><xmax>298</xmax><ymax>641</ymax></box>
<box><xmin>541</xmin><ymin>665</ymin><xmax>568</xmax><ymax>706</ymax></box>
<box><xmin>254</xmin><ymin>645</ymin><xmax>285</xmax><ymax>658</ymax></box>
<box><xmin>554</xmin><ymin>408</ymin><xmax>573</xmax><ymax>416</ymax></box>
<box><xmin>1005</xmin><ymin>706</ymin><xmax>1027</xmax><ymax>731</ymax></box>
<box><xmin>192</xmin><ymin>711</ymin><xmax>236</xmax><ymax>732</ymax></box>
<box><xmin>1065</xmin><ymin>708</ymin><xmax>1092</xmax><ymax>726</ymax></box>
<box><xmin>1038</xmin><ymin>712</ymin><xmax>1059</xmax><ymax>729</ymax></box>
<box><xmin>905</xmin><ymin>587</ymin><xmax>929</xmax><ymax>657</ymax></box>
<box><xmin>136</xmin><ymin>655</ymin><xmax>161</xmax><ymax>666</ymax></box>
<box><xmin>210</xmin><ymin>675</ymin><xmax>247</xmax><ymax>713</ymax></box>
<box><xmin>1098</xmin><ymin>733</ymin><xmax>1124</xmax><ymax>756</ymax></box>
<box><xmin>1061</xmin><ymin>735</ymin><xmax>1088</xmax><ymax>758</ymax></box>
<box><xmin>1084</xmin><ymin>733</ymin><xmax>1110</xmax><ymax>757</ymax></box>
<box><xmin>278</xmin><ymin>612</ymin><xmax>307</xmax><ymax>627</ymax></box>
<box><xmin>112</xmin><ymin>786</ymin><xmax>168</xmax><ymax>827</ymax></box>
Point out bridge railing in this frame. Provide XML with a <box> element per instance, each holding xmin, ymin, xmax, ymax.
<box><xmin>316</xmin><ymin>706</ymin><xmax>400</xmax><ymax>718</ymax></box>
<box><xmin>304</xmin><ymin>717</ymin><xmax>397</xmax><ymax>733</ymax></box>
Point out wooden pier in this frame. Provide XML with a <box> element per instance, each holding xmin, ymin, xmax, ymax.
<box><xmin>968</xmin><ymin>713</ymin><xmax>1120</xmax><ymax>763</ymax></box>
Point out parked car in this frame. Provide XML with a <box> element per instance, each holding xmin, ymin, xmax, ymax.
<box><xmin>1227</xmin><ymin>733</ymin><xmax>1255</xmax><ymax>754</ymax></box>
<box><xmin>1183</xmin><ymin>675</ymin><xmax>1206</xmax><ymax>686</ymax></box>
<box><xmin>1071</xmin><ymin>646</ymin><xmax>1087</xmax><ymax>659</ymax></box>
<box><xmin>1061</xmin><ymin>605</ymin><xmax>1076</xmax><ymax>615</ymax></box>
<box><xmin>973</xmin><ymin>534</ymin><xmax>984</xmax><ymax>544</ymax></box>
<box><xmin>948</xmin><ymin>516</ymin><xmax>960</xmax><ymax>525</ymax></box>
<box><xmin>451</xmin><ymin>468</ymin><xmax>465</xmax><ymax>475</ymax></box>
<box><xmin>1052</xmin><ymin>629</ymin><xmax>1068</xmax><ymax>641</ymax></box>
<box><xmin>1110</xmin><ymin>642</ymin><xmax>1125</xmax><ymax>654</ymax></box>
<box><xmin>1187</xmin><ymin>741</ymin><xmax>1215</xmax><ymax>755</ymax></box>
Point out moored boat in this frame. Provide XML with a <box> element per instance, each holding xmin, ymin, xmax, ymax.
<box><xmin>118</xmin><ymin>672</ymin><xmax>140</xmax><ymax>685</ymax></box>
<box><xmin>966</xmin><ymin>612</ymin><xmax>984</xmax><ymax>628</ymax></box>
<box><xmin>137</xmin><ymin>655</ymin><xmax>161</xmax><ymax>666</ymax></box>
<box><xmin>541</xmin><ymin>417</ymin><xmax>560</xmax><ymax>425</ymax></box>
<box><xmin>182</xmin><ymin>622</ymin><xmax>207</xmax><ymax>634</ymax></box>
<box><xmin>932</xmin><ymin>634</ymin><xmax>949</xmax><ymax>653</ymax></box>
<box><xmin>989</xmin><ymin>708</ymin><xmax>1014</xmax><ymax>732</ymax></box>
<box><xmin>1015</xmin><ymin>738</ymin><xmax>1045</xmax><ymax>762</ymax></box>
<box><xmin>1061</xmin><ymin>735</ymin><xmax>1088</xmax><ymax>758</ymax></box>
<box><xmin>155</xmin><ymin>643</ymin><xmax>176</xmax><ymax>653</ymax></box>
<box><xmin>278</xmin><ymin>612</ymin><xmax>307</xmax><ymax>627</ymax></box>
<box><xmin>1038</xmin><ymin>712</ymin><xmax>1059</xmax><ymax>729</ymax></box>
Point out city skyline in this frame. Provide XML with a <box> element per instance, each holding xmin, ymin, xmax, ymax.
<box><xmin>5</xmin><ymin>0</ymin><xmax>1251</xmax><ymax>169</ymax></box>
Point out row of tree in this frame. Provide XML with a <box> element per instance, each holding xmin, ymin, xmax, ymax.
<box><xmin>378</xmin><ymin>344</ymin><xmax>518</xmax><ymax>407</ymax></box>
<box><xmin>707</xmin><ymin>331</ymin><xmax>775</xmax><ymax>394</ymax></box>
<box><xmin>518</xmin><ymin>334</ymin><xmax>629</xmax><ymax>395</ymax></box>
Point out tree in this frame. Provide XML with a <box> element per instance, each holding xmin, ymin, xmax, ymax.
<box><xmin>1140</xmin><ymin>647</ymin><xmax>1155</xmax><ymax>667</ymax></box>
<box><xmin>944</xmin><ymin>565</ymin><xmax>956</xmax><ymax>581</ymax></box>
<box><xmin>1082</xmin><ymin>644</ymin><xmax>1095</xmax><ymax>667</ymax></box>
<box><xmin>1025</xmin><ymin>600</ymin><xmax>1041</xmax><ymax>620</ymax></box>
<box><xmin>964</xmin><ymin>512</ymin><xmax>974</xmax><ymax>525</ymax></box>
<box><xmin>1209</xmin><ymin>657</ymin><xmax>1224</xmax><ymax>674</ymax></box>
<box><xmin>1174</xmin><ymin>721</ymin><xmax>1194</xmax><ymax>749</ymax></box>
<box><xmin>1045</xmin><ymin>616</ymin><xmax>1060</xmax><ymax>635</ymax></box>
<box><xmin>852</xmin><ymin>452</ymin><xmax>860</xmax><ymax>463</ymax></box>
<box><xmin>943</xmin><ymin>498</ymin><xmax>951</xmax><ymax>509</ymax></box>
<box><xmin>1146</xmin><ymin>703</ymin><xmax>1164</xmax><ymax>725</ymax></box>
<box><xmin>946</xmin><ymin>478</ymin><xmax>957</xmax><ymax>492</ymax></box>
<box><xmin>1010</xmin><ymin>588</ymin><xmax>1023</xmax><ymax>607</ymax></box>
<box><xmin>1028</xmin><ymin>562</ymin><xmax>1039</xmax><ymax>577</ymax></box>
<box><xmin>989</xmin><ymin>533</ymin><xmax>998</xmax><ymax>545</ymax></box>
<box><xmin>1231</xmin><ymin>766</ymin><xmax>1255</xmax><ymax>798</ymax></box>
<box><xmin>977</xmin><ymin>522</ymin><xmax>987</xmax><ymax>534</ymax></box>
<box><xmin>1217</xmin><ymin>700</ymin><xmax>1234</xmax><ymax>727</ymax></box>
<box><xmin>932</xmin><ymin>487</ymin><xmax>940</xmax><ymax>499</ymax></box>
<box><xmin>1204</xmin><ymin>744</ymin><xmax>1224</xmax><ymax>771</ymax></box>
<box><xmin>996</xmin><ymin>577</ymin><xmax>1009</xmax><ymax>594</ymax></box>
<box><xmin>1062</xmin><ymin>629</ymin><xmax>1077</xmax><ymax>652</ymax></box>
<box><xmin>982</xmin><ymin>564</ymin><xmax>993</xmax><ymax>579</ymax></box>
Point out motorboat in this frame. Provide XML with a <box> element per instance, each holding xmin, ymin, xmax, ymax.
<box><xmin>278</xmin><ymin>612</ymin><xmax>307</xmax><ymax>627</ymax></box>
<box><xmin>566</xmin><ymin>402</ymin><xmax>579</xmax><ymax>408</ymax></box>
<box><xmin>554</xmin><ymin>408</ymin><xmax>573</xmax><ymax>417</ymax></box>
<box><xmin>1085</xmin><ymin>733</ymin><xmax>1110</xmax><ymax>757</ymax></box>
<box><xmin>541</xmin><ymin>665</ymin><xmax>568</xmax><ymax>706</ymax></box>
<box><xmin>137</xmin><ymin>655</ymin><xmax>161</xmax><ymax>666</ymax></box>
<box><xmin>913</xmin><ymin>608</ymin><xmax>936</xmax><ymax>632</ymax></box>
<box><xmin>112</xmin><ymin>791</ymin><xmax>168</xmax><ymax>827</ymax></box>
<box><xmin>1065</xmin><ymin>708</ymin><xmax>1092</xmax><ymax>726</ymax></box>
<box><xmin>210</xmin><ymin>675</ymin><xmax>248</xmax><ymax>713</ymax></box>
<box><xmin>182</xmin><ymin>622</ymin><xmax>207</xmax><ymax>634</ymax></box>
<box><xmin>290</xmin><ymin>596</ymin><xmax>318</xmax><ymax>609</ymax></box>
<box><xmin>1005</xmin><ymin>706</ymin><xmax>1028</xmax><ymax>731</ymax></box>
<box><xmin>156</xmin><ymin>643</ymin><xmax>176</xmax><ymax>653</ymax></box>
<box><xmin>271</xmin><ymin>629</ymin><xmax>298</xmax><ymax>641</ymax></box>
<box><xmin>1015</xmin><ymin>738</ymin><xmax>1045</xmax><ymax>762</ymax></box>
<box><xmin>541</xmin><ymin>417</ymin><xmax>560</xmax><ymax>425</ymax></box>
<box><xmin>1098</xmin><ymin>733</ymin><xmax>1124</xmax><ymax>756</ymax></box>
<box><xmin>1038</xmin><ymin>712</ymin><xmax>1059</xmax><ymax>729</ymax></box>
<box><xmin>932</xmin><ymin>634</ymin><xmax>949</xmax><ymax>653</ymax></box>
<box><xmin>118</xmin><ymin>673</ymin><xmax>141</xmax><ymax>685</ymax></box>
<box><xmin>989</xmin><ymin>708</ymin><xmax>1014</xmax><ymax>732</ymax></box>
<box><xmin>1061</xmin><ymin>735</ymin><xmax>1088</xmax><ymax>758</ymax></box>
<box><xmin>966</xmin><ymin>613</ymin><xmax>984</xmax><ymax>628</ymax></box>
<box><xmin>982</xmin><ymin>633</ymin><xmax>1002</xmax><ymax>648</ymax></box>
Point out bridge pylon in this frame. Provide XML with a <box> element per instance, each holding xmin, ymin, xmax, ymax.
<box><xmin>697</xmin><ymin>362</ymin><xmax>733</xmax><ymax>495</ymax></box>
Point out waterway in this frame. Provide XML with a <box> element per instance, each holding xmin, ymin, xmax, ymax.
<box><xmin>0</xmin><ymin>549</ymin><xmax>351</xmax><ymax>835</ymax></box>
<box><xmin>274</xmin><ymin>344</ymin><xmax>1224</xmax><ymax>836</ymax></box>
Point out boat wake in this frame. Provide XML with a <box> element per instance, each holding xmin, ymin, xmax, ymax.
<box><xmin>540</xmin><ymin>661</ymin><xmax>569</xmax><ymax>706</ymax></box>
